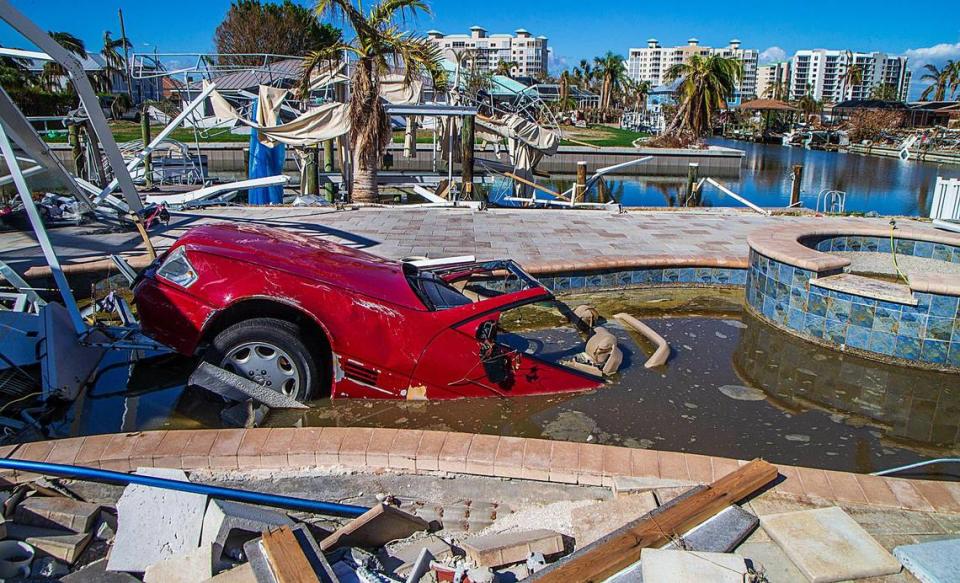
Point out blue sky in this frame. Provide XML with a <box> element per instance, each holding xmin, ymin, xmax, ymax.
<box><xmin>4</xmin><ymin>0</ymin><xmax>960</xmax><ymax>96</ymax></box>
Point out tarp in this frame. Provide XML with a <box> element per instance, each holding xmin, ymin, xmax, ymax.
<box><xmin>380</xmin><ymin>74</ymin><xmax>423</xmax><ymax>105</ymax></box>
<box><xmin>248</xmin><ymin>99</ymin><xmax>286</xmax><ymax>205</ymax></box>
<box><xmin>476</xmin><ymin>114</ymin><xmax>559</xmax><ymax>195</ymax></box>
<box><xmin>208</xmin><ymin>83</ymin><xmax>351</xmax><ymax>148</ymax></box>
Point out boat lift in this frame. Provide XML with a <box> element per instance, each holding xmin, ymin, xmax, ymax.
<box><xmin>496</xmin><ymin>156</ymin><xmax>653</xmax><ymax>208</ymax></box>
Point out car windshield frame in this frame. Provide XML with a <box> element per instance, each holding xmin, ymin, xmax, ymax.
<box><xmin>403</xmin><ymin>260</ymin><xmax>544</xmax><ymax>311</ymax></box>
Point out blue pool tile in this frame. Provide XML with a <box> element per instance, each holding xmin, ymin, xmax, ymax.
<box><xmin>663</xmin><ymin>268</ymin><xmax>679</xmax><ymax>283</ymax></box>
<box><xmin>896</xmin><ymin>239</ymin><xmax>916</xmax><ymax>256</ymax></box>
<box><xmin>932</xmin><ymin>244</ymin><xmax>952</xmax><ymax>262</ymax></box>
<box><xmin>714</xmin><ymin>270</ymin><xmax>731</xmax><ymax>284</ymax></box>
<box><xmin>792</xmin><ymin>269</ymin><xmax>808</xmax><ymax>288</ymax></box>
<box><xmin>922</xmin><ymin>340</ymin><xmax>949</xmax><ymax>364</ymax></box>
<box><xmin>569</xmin><ymin>276</ymin><xmax>585</xmax><ymax>289</ymax></box>
<box><xmin>868</xmin><ymin>331</ymin><xmax>897</xmax><ymax>355</ymax></box>
<box><xmin>825</xmin><ymin>318</ymin><xmax>847</xmax><ymax>343</ymax></box>
<box><xmin>678</xmin><ymin>267</ymin><xmax>696</xmax><ymax>282</ymax></box>
<box><xmin>834</xmin><ymin>237</ymin><xmax>849</xmax><ymax>251</ymax></box>
<box><xmin>789</xmin><ymin>287</ymin><xmax>806</xmax><ymax>309</ymax></box>
<box><xmin>846</xmin><ymin>326</ymin><xmax>870</xmax><ymax>350</ymax></box>
<box><xmin>914</xmin><ymin>241</ymin><xmax>934</xmax><ymax>258</ymax></box>
<box><xmin>876</xmin><ymin>299</ymin><xmax>905</xmax><ymax>313</ymax></box>
<box><xmin>586</xmin><ymin>274</ymin><xmax>603</xmax><ymax>288</ymax></box>
<box><xmin>914</xmin><ymin>293</ymin><xmax>934</xmax><ymax>314</ymax></box>
<box><xmin>538</xmin><ymin>277</ymin><xmax>555</xmax><ymax>290</ymax></box>
<box><xmin>600</xmin><ymin>272</ymin><xmax>618</xmax><ymax>288</ymax></box>
<box><xmin>862</xmin><ymin>237</ymin><xmax>879</xmax><ymax>252</ymax></box>
<box><xmin>894</xmin><ymin>336</ymin><xmax>922</xmax><ymax>360</ymax></box>
<box><xmin>762</xmin><ymin>296</ymin><xmax>776</xmax><ymax>320</ymax></box>
<box><xmin>848</xmin><ymin>236</ymin><xmax>863</xmax><ymax>251</ymax></box>
<box><xmin>873</xmin><ymin>307</ymin><xmax>900</xmax><ymax>334</ymax></box>
<box><xmin>849</xmin><ymin>303</ymin><xmax>876</xmax><ymax>328</ymax></box>
<box><xmin>731</xmin><ymin>270</ymin><xmax>747</xmax><ymax>285</ymax></box>
<box><xmin>616</xmin><ymin>271</ymin><xmax>632</xmax><ymax>286</ymax></box>
<box><xmin>647</xmin><ymin>270</ymin><xmax>664</xmax><ymax>284</ymax></box>
<box><xmin>826</xmin><ymin>297</ymin><xmax>852</xmax><ymax>322</ymax></box>
<box><xmin>804</xmin><ymin>313</ymin><xmax>825</xmax><ymax>338</ymax></box>
<box><xmin>876</xmin><ymin>238</ymin><xmax>892</xmax><ymax>253</ymax></box>
<box><xmin>929</xmin><ymin>295</ymin><xmax>959</xmax><ymax>318</ymax></box>
<box><xmin>926</xmin><ymin>316</ymin><xmax>954</xmax><ymax>342</ymax></box>
<box><xmin>949</xmin><ymin>343</ymin><xmax>960</xmax><ymax>368</ymax></box>
<box><xmin>898</xmin><ymin>313</ymin><xmax>926</xmax><ymax>338</ymax></box>
<box><xmin>778</xmin><ymin>263</ymin><xmax>794</xmax><ymax>284</ymax></box>
<box><xmin>787</xmin><ymin>308</ymin><xmax>805</xmax><ymax>331</ymax></box>
<box><xmin>808</xmin><ymin>291</ymin><xmax>828</xmax><ymax>317</ymax></box>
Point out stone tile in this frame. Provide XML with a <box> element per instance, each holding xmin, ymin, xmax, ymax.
<box><xmin>285</xmin><ymin>427</ymin><xmax>324</xmax><ymax>467</ymax></box>
<box><xmin>208</xmin><ymin>429</ymin><xmax>245</xmax><ymax>469</ymax></box>
<box><xmin>887</xmin><ymin>479</ymin><xmax>936</xmax><ymax>512</ymax></box>
<box><xmin>824</xmin><ymin>470</ymin><xmax>868</xmax><ymax>505</ymax></box>
<box><xmin>493</xmin><ymin>436</ymin><xmax>524</xmax><ymax>479</ymax></box>
<box><xmin>711</xmin><ymin>457</ymin><xmax>741</xmax><ymax>481</ymax></box>
<box><xmin>258</xmin><ymin>427</ymin><xmax>298</xmax><ymax>467</ymax></box>
<box><xmin>657</xmin><ymin>450</ymin><xmax>690</xmax><ymax>481</ymax></box>
<box><xmin>366</xmin><ymin>428</ymin><xmax>399</xmax><ymax>469</ymax></box>
<box><xmin>415</xmin><ymin>430</ymin><xmax>446</xmax><ymax>472</ymax></box>
<box><xmin>856</xmin><ymin>474</ymin><xmax>901</xmax><ymax>508</ymax></box>
<box><xmin>99</xmin><ymin>433</ymin><xmax>139</xmax><ymax>472</ymax></box>
<box><xmin>74</xmin><ymin>434</ymin><xmax>113</xmax><ymax>468</ymax></box>
<box><xmin>799</xmin><ymin>467</ymin><xmax>835</xmax><ymax>500</ymax></box>
<box><xmin>521</xmin><ymin>439</ymin><xmax>552</xmax><ymax>481</ymax></box>
<box><xmin>683</xmin><ymin>453</ymin><xmax>713</xmax><ymax>483</ymax></box>
<box><xmin>151</xmin><ymin>431</ymin><xmax>196</xmax><ymax>468</ymax></box>
<box><xmin>438</xmin><ymin>432</ymin><xmax>472</xmax><ymax>473</ymax></box>
<box><xmin>129</xmin><ymin>431</ymin><xmax>169</xmax><ymax>469</ymax></box>
<box><xmin>548</xmin><ymin>440</ymin><xmax>579</xmax><ymax>484</ymax></box>
<box><xmin>45</xmin><ymin>438</ymin><xmax>84</xmax><ymax>466</ymax></box>
<box><xmin>465</xmin><ymin>434</ymin><xmax>499</xmax><ymax>476</ymax></box>
<box><xmin>844</xmin><ymin>506</ymin><xmax>946</xmax><ymax>536</ymax></box>
<box><xmin>571</xmin><ymin>492</ymin><xmax>658</xmax><ymax>548</ymax></box>
<box><xmin>236</xmin><ymin>429</ymin><xmax>270</xmax><ymax>467</ymax></box>
<box><xmin>761</xmin><ymin>506</ymin><xmax>902</xmax><ymax>582</ymax></box>
<box><xmin>629</xmin><ymin>448</ymin><xmax>658</xmax><ymax>479</ymax></box>
<box><xmin>910</xmin><ymin>480</ymin><xmax>960</xmax><ymax>513</ymax></box>
<box><xmin>338</xmin><ymin>427</ymin><xmax>374</xmax><ymax>467</ymax></box>
<box><xmin>602</xmin><ymin>445</ymin><xmax>632</xmax><ymax>485</ymax></box>
<box><xmin>641</xmin><ymin>548</ymin><xmax>749</xmax><ymax>583</ymax></box>
<box><xmin>316</xmin><ymin>427</ymin><xmax>349</xmax><ymax>466</ymax></box>
<box><xmin>774</xmin><ymin>465</ymin><xmax>806</xmax><ymax>497</ymax></box>
<box><xmin>578</xmin><ymin>443</ymin><xmax>604</xmax><ymax>485</ymax></box>
<box><xmin>388</xmin><ymin>429</ymin><xmax>423</xmax><ymax>470</ymax></box>
<box><xmin>736</xmin><ymin>541</ymin><xmax>807</xmax><ymax>583</ymax></box>
<box><xmin>894</xmin><ymin>537</ymin><xmax>960</xmax><ymax>583</ymax></box>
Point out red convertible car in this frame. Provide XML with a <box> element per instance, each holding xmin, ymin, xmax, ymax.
<box><xmin>133</xmin><ymin>224</ymin><xmax>603</xmax><ymax>402</ymax></box>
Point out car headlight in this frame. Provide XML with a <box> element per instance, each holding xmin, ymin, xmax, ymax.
<box><xmin>156</xmin><ymin>247</ymin><xmax>199</xmax><ymax>288</ymax></box>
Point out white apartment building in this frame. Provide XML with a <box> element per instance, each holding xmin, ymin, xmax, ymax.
<box><xmin>626</xmin><ymin>38</ymin><xmax>759</xmax><ymax>104</ymax></box>
<box><xmin>756</xmin><ymin>61</ymin><xmax>790</xmax><ymax>99</ymax></box>
<box><xmin>788</xmin><ymin>49</ymin><xmax>911</xmax><ymax>102</ymax></box>
<box><xmin>425</xmin><ymin>26</ymin><xmax>549</xmax><ymax>78</ymax></box>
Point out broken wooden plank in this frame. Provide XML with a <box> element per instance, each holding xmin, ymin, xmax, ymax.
<box><xmin>527</xmin><ymin>458</ymin><xmax>778</xmax><ymax>583</ymax></box>
<box><xmin>260</xmin><ymin>526</ymin><xmax>321</xmax><ymax>583</ymax></box>
<box><xmin>319</xmin><ymin>503</ymin><xmax>428</xmax><ymax>552</ymax></box>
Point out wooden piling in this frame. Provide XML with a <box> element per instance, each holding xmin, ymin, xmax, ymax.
<box><xmin>685</xmin><ymin>162</ymin><xmax>699</xmax><ymax>206</ymax></box>
<box><xmin>791</xmin><ymin>164</ymin><xmax>803</xmax><ymax>207</ymax></box>
<box><xmin>461</xmin><ymin>114</ymin><xmax>475</xmax><ymax>198</ymax></box>
<box><xmin>303</xmin><ymin>146</ymin><xmax>318</xmax><ymax>196</ymax></box>
<box><xmin>140</xmin><ymin>107</ymin><xmax>152</xmax><ymax>188</ymax></box>
<box><xmin>575</xmin><ymin>161</ymin><xmax>587</xmax><ymax>202</ymax></box>
<box><xmin>323</xmin><ymin>139</ymin><xmax>335</xmax><ymax>200</ymax></box>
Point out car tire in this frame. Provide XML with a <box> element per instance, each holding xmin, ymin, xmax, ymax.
<box><xmin>204</xmin><ymin>317</ymin><xmax>320</xmax><ymax>402</ymax></box>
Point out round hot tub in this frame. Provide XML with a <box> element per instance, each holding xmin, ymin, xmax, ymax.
<box><xmin>746</xmin><ymin>222</ymin><xmax>960</xmax><ymax>370</ymax></box>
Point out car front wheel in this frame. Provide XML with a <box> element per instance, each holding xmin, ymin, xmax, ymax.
<box><xmin>204</xmin><ymin>317</ymin><xmax>319</xmax><ymax>402</ymax></box>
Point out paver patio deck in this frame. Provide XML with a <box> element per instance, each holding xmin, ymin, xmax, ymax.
<box><xmin>2</xmin><ymin>207</ymin><xmax>942</xmax><ymax>277</ymax></box>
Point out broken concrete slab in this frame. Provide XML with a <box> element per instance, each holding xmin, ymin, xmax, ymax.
<box><xmin>190</xmin><ymin>362</ymin><xmax>308</xmax><ymax>409</ymax></box>
<box><xmin>664</xmin><ymin>505</ymin><xmax>758</xmax><ymax>552</ymax></box>
<box><xmin>379</xmin><ymin>535</ymin><xmax>454</xmax><ymax>577</ymax></box>
<box><xmin>23</xmin><ymin>529</ymin><xmax>92</xmax><ymax>564</ymax></box>
<box><xmin>604</xmin><ymin>560</ymin><xmax>643</xmax><ymax>583</ymax></box>
<box><xmin>61</xmin><ymin>558</ymin><xmax>140</xmax><ymax>583</ymax></box>
<box><xmin>405</xmin><ymin>547</ymin><xmax>434</xmax><ymax>583</ymax></box>
<box><xmin>641</xmin><ymin>548</ymin><xmax>749</xmax><ymax>583</ymax></box>
<box><xmin>201</xmin><ymin>562</ymin><xmax>257</xmax><ymax>583</ymax></box>
<box><xmin>220</xmin><ymin>400</ymin><xmax>268</xmax><ymax>428</ymax></box>
<box><xmin>611</xmin><ymin>476</ymin><xmax>688</xmax><ymax>498</ymax></box>
<box><xmin>200</xmin><ymin>499</ymin><xmax>293</xmax><ymax>568</ymax></box>
<box><xmin>14</xmin><ymin>496</ymin><xmax>100</xmax><ymax>532</ymax></box>
<box><xmin>894</xmin><ymin>538</ymin><xmax>960</xmax><ymax>583</ymax></box>
<box><xmin>107</xmin><ymin>468</ymin><xmax>207</xmax><ymax>573</ymax></box>
<box><xmin>462</xmin><ymin>529</ymin><xmax>564</xmax><ymax>568</ymax></box>
<box><xmin>570</xmin><ymin>492</ymin><xmax>658</xmax><ymax>548</ymax></box>
<box><xmin>319</xmin><ymin>503</ymin><xmax>429</xmax><ymax>552</ymax></box>
<box><xmin>761</xmin><ymin>506</ymin><xmax>902</xmax><ymax>583</ymax></box>
<box><xmin>143</xmin><ymin>544</ymin><xmax>215</xmax><ymax>583</ymax></box>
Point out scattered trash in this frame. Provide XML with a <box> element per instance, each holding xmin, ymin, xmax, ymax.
<box><xmin>718</xmin><ymin>385</ymin><xmax>767</xmax><ymax>401</ymax></box>
<box><xmin>0</xmin><ymin>540</ymin><xmax>34</xmax><ymax>579</ymax></box>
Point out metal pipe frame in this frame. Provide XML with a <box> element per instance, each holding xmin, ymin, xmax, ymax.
<box><xmin>0</xmin><ymin>122</ymin><xmax>86</xmax><ymax>334</ymax></box>
<box><xmin>0</xmin><ymin>0</ymin><xmax>143</xmax><ymax>213</ymax></box>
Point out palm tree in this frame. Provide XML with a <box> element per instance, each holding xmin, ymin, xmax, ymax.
<box><xmin>593</xmin><ymin>52</ymin><xmax>627</xmax><ymax>111</ymax></box>
<box><xmin>919</xmin><ymin>61</ymin><xmax>960</xmax><ymax>101</ymax></box>
<box><xmin>40</xmin><ymin>31</ymin><xmax>85</xmax><ymax>92</ymax></box>
<box><xmin>839</xmin><ymin>51</ymin><xmax>864</xmax><ymax>100</ymax></box>
<box><xmin>558</xmin><ymin>69</ymin><xmax>571</xmax><ymax>111</ymax></box>
<box><xmin>626</xmin><ymin>79</ymin><xmax>652</xmax><ymax>111</ymax></box>
<box><xmin>763</xmin><ymin>80</ymin><xmax>788</xmax><ymax>101</ymax></box>
<box><xmin>493</xmin><ymin>60</ymin><xmax>519</xmax><ymax>77</ymax></box>
<box><xmin>305</xmin><ymin>0</ymin><xmax>444</xmax><ymax>203</ymax></box>
<box><xmin>796</xmin><ymin>90</ymin><xmax>822</xmax><ymax>123</ymax></box>
<box><xmin>664</xmin><ymin>54</ymin><xmax>741</xmax><ymax>138</ymax></box>
<box><xmin>573</xmin><ymin>59</ymin><xmax>593</xmax><ymax>91</ymax></box>
<box><xmin>100</xmin><ymin>31</ymin><xmax>132</xmax><ymax>95</ymax></box>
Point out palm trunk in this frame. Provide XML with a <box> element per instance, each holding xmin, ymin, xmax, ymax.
<box><xmin>352</xmin><ymin>146</ymin><xmax>378</xmax><ymax>203</ymax></box>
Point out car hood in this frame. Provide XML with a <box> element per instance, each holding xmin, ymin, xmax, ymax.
<box><xmin>174</xmin><ymin>223</ymin><xmax>426</xmax><ymax>310</ymax></box>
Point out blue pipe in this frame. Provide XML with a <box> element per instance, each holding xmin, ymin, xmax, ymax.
<box><xmin>0</xmin><ymin>458</ymin><xmax>368</xmax><ymax>518</ymax></box>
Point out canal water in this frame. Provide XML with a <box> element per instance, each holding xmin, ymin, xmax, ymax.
<box><xmin>51</xmin><ymin>288</ymin><xmax>960</xmax><ymax>478</ymax></box>
<box><xmin>544</xmin><ymin>139</ymin><xmax>958</xmax><ymax>216</ymax></box>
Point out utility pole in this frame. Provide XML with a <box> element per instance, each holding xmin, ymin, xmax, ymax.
<box><xmin>118</xmin><ymin>8</ymin><xmax>135</xmax><ymax>103</ymax></box>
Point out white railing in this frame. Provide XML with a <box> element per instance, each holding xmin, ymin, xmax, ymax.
<box><xmin>930</xmin><ymin>177</ymin><xmax>960</xmax><ymax>221</ymax></box>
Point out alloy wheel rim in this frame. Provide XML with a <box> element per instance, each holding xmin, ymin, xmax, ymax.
<box><xmin>221</xmin><ymin>341</ymin><xmax>300</xmax><ymax>397</ymax></box>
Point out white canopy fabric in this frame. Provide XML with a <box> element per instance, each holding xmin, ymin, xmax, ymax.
<box><xmin>477</xmin><ymin>114</ymin><xmax>560</xmax><ymax>194</ymax></box>
<box><xmin>380</xmin><ymin>74</ymin><xmax>423</xmax><ymax>105</ymax></box>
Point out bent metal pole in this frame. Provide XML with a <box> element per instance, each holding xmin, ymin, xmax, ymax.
<box><xmin>0</xmin><ymin>458</ymin><xmax>369</xmax><ymax>518</ymax></box>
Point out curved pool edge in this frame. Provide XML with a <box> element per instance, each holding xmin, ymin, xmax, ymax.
<box><xmin>746</xmin><ymin>224</ymin><xmax>960</xmax><ymax>371</ymax></box>
<box><xmin>4</xmin><ymin>428</ymin><xmax>959</xmax><ymax>514</ymax></box>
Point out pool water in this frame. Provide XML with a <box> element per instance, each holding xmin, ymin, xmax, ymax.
<box><xmin>47</xmin><ymin>288</ymin><xmax>960</xmax><ymax>477</ymax></box>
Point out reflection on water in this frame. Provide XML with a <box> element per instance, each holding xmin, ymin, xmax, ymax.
<box><xmin>52</xmin><ymin>288</ymin><xmax>959</xmax><ymax>476</ymax></box>
<box><xmin>539</xmin><ymin>139</ymin><xmax>951</xmax><ymax>216</ymax></box>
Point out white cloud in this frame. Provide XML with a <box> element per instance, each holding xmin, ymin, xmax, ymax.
<box><xmin>759</xmin><ymin>46</ymin><xmax>786</xmax><ymax>64</ymax></box>
<box><xmin>902</xmin><ymin>41</ymin><xmax>960</xmax><ymax>71</ymax></box>
<box><xmin>548</xmin><ymin>49</ymin><xmax>568</xmax><ymax>73</ymax></box>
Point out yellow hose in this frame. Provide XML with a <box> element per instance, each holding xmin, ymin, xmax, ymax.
<box><xmin>890</xmin><ymin>223</ymin><xmax>909</xmax><ymax>285</ymax></box>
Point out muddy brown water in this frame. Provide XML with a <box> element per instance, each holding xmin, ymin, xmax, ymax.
<box><xmin>50</xmin><ymin>287</ymin><xmax>959</xmax><ymax>478</ymax></box>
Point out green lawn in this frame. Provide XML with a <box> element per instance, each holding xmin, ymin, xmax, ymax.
<box><xmin>560</xmin><ymin>125</ymin><xmax>650</xmax><ymax>148</ymax></box>
<box><xmin>40</xmin><ymin>121</ymin><xmax>255</xmax><ymax>144</ymax></box>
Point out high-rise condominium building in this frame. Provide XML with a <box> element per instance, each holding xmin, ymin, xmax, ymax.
<box><xmin>626</xmin><ymin>38</ymin><xmax>759</xmax><ymax>104</ymax></box>
<box><xmin>756</xmin><ymin>61</ymin><xmax>791</xmax><ymax>99</ymax></box>
<box><xmin>425</xmin><ymin>26</ymin><xmax>549</xmax><ymax>78</ymax></box>
<box><xmin>788</xmin><ymin>49</ymin><xmax>911</xmax><ymax>102</ymax></box>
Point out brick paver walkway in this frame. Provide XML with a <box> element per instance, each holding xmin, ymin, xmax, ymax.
<box><xmin>2</xmin><ymin>207</ymin><xmax>940</xmax><ymax>276</ymax></box>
